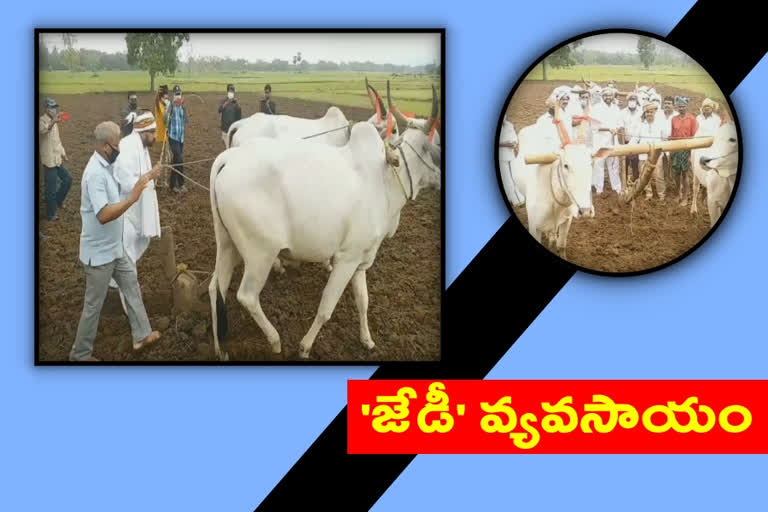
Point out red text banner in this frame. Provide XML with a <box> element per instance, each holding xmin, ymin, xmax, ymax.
<box><xmin>347</xmin><ymin>380</ymin><xmax>768</xmax><ymax>454</ymax></box>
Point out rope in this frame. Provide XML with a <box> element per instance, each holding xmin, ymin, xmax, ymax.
<box><xmin>159</xmin><ymin>164</ymin><xmax>210</xmax><ymax>192</ymax></box>
<box><xmin>301</xmin><ymin>123</ymin><xmax>352</xmax><ymax>140</ymax></box>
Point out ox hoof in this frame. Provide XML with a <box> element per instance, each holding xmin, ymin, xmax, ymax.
<box><xmin>215</xmin><ymin>350</ymin><xmax>229</xmax><ymax>362</ymax></box>
<box><xmin>361</xmin><ymin>338</ymin><xmax>375</xmax><ymax>350</ymax></box>
<box><xmin>298</xmin><ymin>343</ymin><xmax>312</xmax><ymax>359</ymax></box>
<box><xmin>269</xmin><ymin>339</ymin><xmax>282</xmax><ymax>354</ymax></box>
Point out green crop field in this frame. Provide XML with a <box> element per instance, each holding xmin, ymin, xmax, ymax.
<box><xmin>39</xmin><ymin>71</ymin><xmax>441</xmax><ymax>117</ymax></box>
<box><xmin>524</xmin><ymin>64</ymin><xmax>726</xmax><ymax>101</ymax></box>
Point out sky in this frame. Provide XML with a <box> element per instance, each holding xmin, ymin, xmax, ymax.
<box><xmin>577</xmin><ymin>32</ymin><xmax>685</xmax><ymax>56</ymax></box>
<box><xmin>39</xmin><ymin>32</ymin><xmax>441</xmax><ymax>66</ymax></box>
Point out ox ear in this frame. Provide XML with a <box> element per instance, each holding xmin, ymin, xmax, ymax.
<box><xmin>592</xmin><ymin>147</ymin><xmax>612</xmax><ymax>159</ymax></box>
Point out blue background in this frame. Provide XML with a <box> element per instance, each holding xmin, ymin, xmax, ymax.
<box><xmin>4</xmin><ymin>1</ymin><xmax>765</xmax><ymax>510</ymax></box>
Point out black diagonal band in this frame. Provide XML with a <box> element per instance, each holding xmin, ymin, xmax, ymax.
<box><xmin>255</xmin><ymin>4</ymin><xmax>766</xmax><ymax>509</ymax></box>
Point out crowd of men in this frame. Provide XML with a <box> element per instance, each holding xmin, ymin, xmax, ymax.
<box><xmin>499</xmin><ymin>80</ymin><xmax>728</xmax><ymax>206</ymax></box>
<box><xmin>37</xmin><ymin>82</ymin><xmax>279</xmax><ymax>361</ymax></box>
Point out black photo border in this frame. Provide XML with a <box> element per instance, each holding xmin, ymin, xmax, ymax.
<box><xmin>34</xmin><ymin>27</ymin><xmax>446</xmax><ymax>366</ymax></box>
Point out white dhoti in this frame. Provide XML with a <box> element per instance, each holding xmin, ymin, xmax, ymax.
<box><xmin>109</xmin><ymin>130</ymin><xmax>161</xmax><ymax>314</ymax></box>
<box><xmin>592</xmin><ymin>156</ymin><xmax>621</xmax><ymax>194</ymax></box>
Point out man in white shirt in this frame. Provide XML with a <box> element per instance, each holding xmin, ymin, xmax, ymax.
<box><xmin>631</xmin><ymin>103</ymin><xmax>668</xmax><ymax>200</ymax></box>
<box><xmin>107</xmin><ymin>111</ymin><xmax>163</xmax><ymax>314</ymax></box>
<box><xmin>590</xmin><ymin>88</ymin><xmax>621</xmax><ymax>196</ymax></box>
<box><xmin>498</xmin><ymin>114</ymin><xmax>523</xmax><ymax>206</ymax></box>
<box><xmin>696</xmin><ymin>98</ymin><xmax>722</xmax><ymax>136</ymax></box>
<box><xmin>534</xmin><ymin>85</ymin><xmax>574</xmax><ymax>148</ymax></box>
<box><xmin>620</xmin><ymin>92</ymin><xmax>643</xmax><ymax>181</ymax></box>
<box><xmin>659</xmin><ymin>96</ymin><xmax>678</xmax><ymax>180</ymax></box>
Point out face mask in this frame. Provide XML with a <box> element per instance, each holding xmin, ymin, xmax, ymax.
<box><xmin>106</xmin><ymin>145</ymin><xmax>120</xmax><ymax>164</ymax></box>
<box><xmin>628</xmin><ymin>100</ymin><xmax>637</xmax><ymax>109</ymax></box>
<box><xmin>580</xmin><ymin>99</ymin><xmax>588</xmax><ymax>108</ymax></box>
<box><xmin>49</xmin><ymin>108</ymin><xmax>57</xmax><ymax>117</ymax></box>
<box><xmin>227</xmin><ymin>92</ymin><xmax>234</xmax><ymax>100</ymax></box>
<box><xmin>163</xmin><ymin>98</ymin><xmax>170</xmax><ymax>106</ymax></box>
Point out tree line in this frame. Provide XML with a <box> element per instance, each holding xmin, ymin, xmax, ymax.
<box><xmin>38</xmin><ymin>43</ymin><xmax>439</xmax><ymax>75</ymax></box>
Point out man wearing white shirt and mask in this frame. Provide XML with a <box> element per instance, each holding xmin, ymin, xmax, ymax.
<box><xmin>590</xmin><ymin>87</ymin><xmax>621</xmax><ymax>196</ymax></box>
<box><xmin>620</xmin><ymin>92</ymin><xmax>643</xmax><ymax>181</ymax></box>
<box><xmin>631</xmin><ymin>103</ymin><xmax>669</xmax><ymax>201</ymax></box>
<box><xmin>108</xmin><ymin>111</ymin><xmax>163</xmax><ymax>313</ymax></box>
<box><xmin>498</xmin><ymin>113</ymin><xmax>523</xmax><ymax>206</ymax></box>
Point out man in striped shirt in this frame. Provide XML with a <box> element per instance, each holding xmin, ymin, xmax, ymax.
<box><xmin>164</xmin><ymin>84</ymin><xmax>189</xmax><ymax>193</ymax></box>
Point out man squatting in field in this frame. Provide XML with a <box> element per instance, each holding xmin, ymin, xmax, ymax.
<box><xmin>70</xmin><ymin>121</ymin><xmax>161</xmax><ymax>361</ymax></box>
<box><xmin>39</xmin><ymin>97</ymin><xmax>72</xmax><ymax>222</ymax></box>
<box><xmin>218</xmin><ymin>83</ymin><xmax>242</xmax><ymax>146</ymax></box>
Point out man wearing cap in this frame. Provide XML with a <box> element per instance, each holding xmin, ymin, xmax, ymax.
<box><xmin>164</xmin><ymin>84</ymin><xmax>189</xmax><ymax>193</ymax></box>
<box><xmin>535</xmin><ymin>86</ymin><xmax>573</xmax><ymax>148</ymax></box>
<box><xmin>107</xmin><ymin>110</ymin><xmax>162</xmax><ymax>310</ymax></box>
<box><xmin>218</xmin><ymin>83</ymin><xmax>242</xmax><ymax>146</ymax></box>
<box><xmin>119</xmin><ymin>92</ymin><xmax>139</xmax><ymax>138</ymax></box>
<box><xmin>590</xmin><ymin>87</ymin><xmax>622</xmax><ymax>196</ymax></box>
<box><xmin>70</xmin><ymin>120</ymin><xmax>161</xmax><ymax>361</ymax></box>
<box><xmin>631</xmin><ymin>102</ymin><xmax>669</xmax><ymax>201</ymax></box>
<box><xmin>670</xmin><ymin>96</ymin><xmax>698</xmax><ymax>205</ymax></box>
<box><xmin>39</xmin><ymin>97</ymin><xmax>72</xmax><ymax>222</ymax></box>
<box><xmin>260</xmin><ymin>84</ymin><xmax>277</xmax><ymax>115</ymax></box>
<box><xmin>696</xmin><ymin>98</ymin><xmax>722</xmax><ymax>136</ymax></box>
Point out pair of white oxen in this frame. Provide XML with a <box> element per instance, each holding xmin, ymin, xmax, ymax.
<box><xmin>503</xmin><ymin>113</ymin><xmax>738</xmax><ymax>260</ymax></box>
<box><xmin>208</xmin><ymin>79</ymin><xmax>442</xmax><ymax>360</ymax></box>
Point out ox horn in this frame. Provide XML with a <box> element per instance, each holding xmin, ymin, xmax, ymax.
<box><xmin>387</xmin><ymin>79</ymin><xmax>411</xmax><ymax>132</ymax></box>
<box><xmin>423</xmin><ymin>83</ymin><xmax>438</xmax><ymax>135</ymax></box>
<box><xmin>366</xmin><ymin>78</ymin><xmax>387</xmax><ymax>118</ymax></box>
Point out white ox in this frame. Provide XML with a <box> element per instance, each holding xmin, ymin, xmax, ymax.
<box><xmin>207</xmin><ymin>100</ymin><xmax>441</xmax><ymax>360</ymax></box>
<box><xmin>509</xmin><ymin>117</ymin><xmax>605</xmax><ymax>259</ymax></box>
<box><xmin>225</xmin><ymin>78</ymin><xmax>396</xmax><ymax>149</ymax></box>
<box><xmin>690</xmin><ymin>122</ymin><xmax>739</xmax><ymax>227</ymax></box>
<box><xmin>226</xmin><ymin>106</ymin><xmax>351</xmax><ymax>149</ymax></box>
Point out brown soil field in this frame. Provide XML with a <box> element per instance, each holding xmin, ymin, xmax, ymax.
<box><xmin>501</xmin><ymin>81</ymin><xmax>733</xmax><ymax>273</ymax></box>
<box><xmin>37</xmin><ymin>92</ymin><xmax>441</xmax><ymax>362</ymax></box>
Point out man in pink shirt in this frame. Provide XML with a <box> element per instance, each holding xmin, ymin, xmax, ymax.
<box><xmin>669</xmin><ymin>96</ymin><xmax>698</xmax><ymax>206</ymax></box>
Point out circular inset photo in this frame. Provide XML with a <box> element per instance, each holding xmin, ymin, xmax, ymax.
<box><xmin>496</xmin><ymin>30</ymin><xmax>741</xmax><ymax>276</ymax></box>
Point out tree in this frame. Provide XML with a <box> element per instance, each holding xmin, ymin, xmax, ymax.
<box><xmin>61</xmin><ymin>33</ymin><xmax>79</xmax><ymax>71</ymax></box>
<box><xmin>637</xmin><ymin>36</ymin><xmax>656</xmax><ymax>70</ymax></box>
<box><xmin>542</xmin><ymin>40</ymin><xmax>583</xmax><ymax>80</ymax></box>
<box><xmin>39</xmin><ymin>42</ymin><xmax>49</xmax><ymax>71</ymax></box>
<box><xmin>125</xmin><ymin>32</ymin><xmax>190</xmax><ymax>91</ymax></box>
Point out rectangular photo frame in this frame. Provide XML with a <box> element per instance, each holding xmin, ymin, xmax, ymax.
<box><xmin>35</xmin><ymin>28</ymin><xmax>444</xmax><ymax>365</ymax></box>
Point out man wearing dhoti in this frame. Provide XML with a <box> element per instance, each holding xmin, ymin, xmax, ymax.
<box><xmin>108</xmin><ymin>111</ymin><xmax>162</xmax><ymax>312</ymax></box>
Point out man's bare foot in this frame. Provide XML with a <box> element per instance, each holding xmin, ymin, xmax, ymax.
<box><xmin>134</xmin><ymin>331</ymin><xmax>161</xmax><ymax>350</ymax></box>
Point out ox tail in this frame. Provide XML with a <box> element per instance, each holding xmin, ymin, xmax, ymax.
<box><xmin>210</xmin><ymin>152</ymin><xmax>232</xmax><ymax>347</ymax></box>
